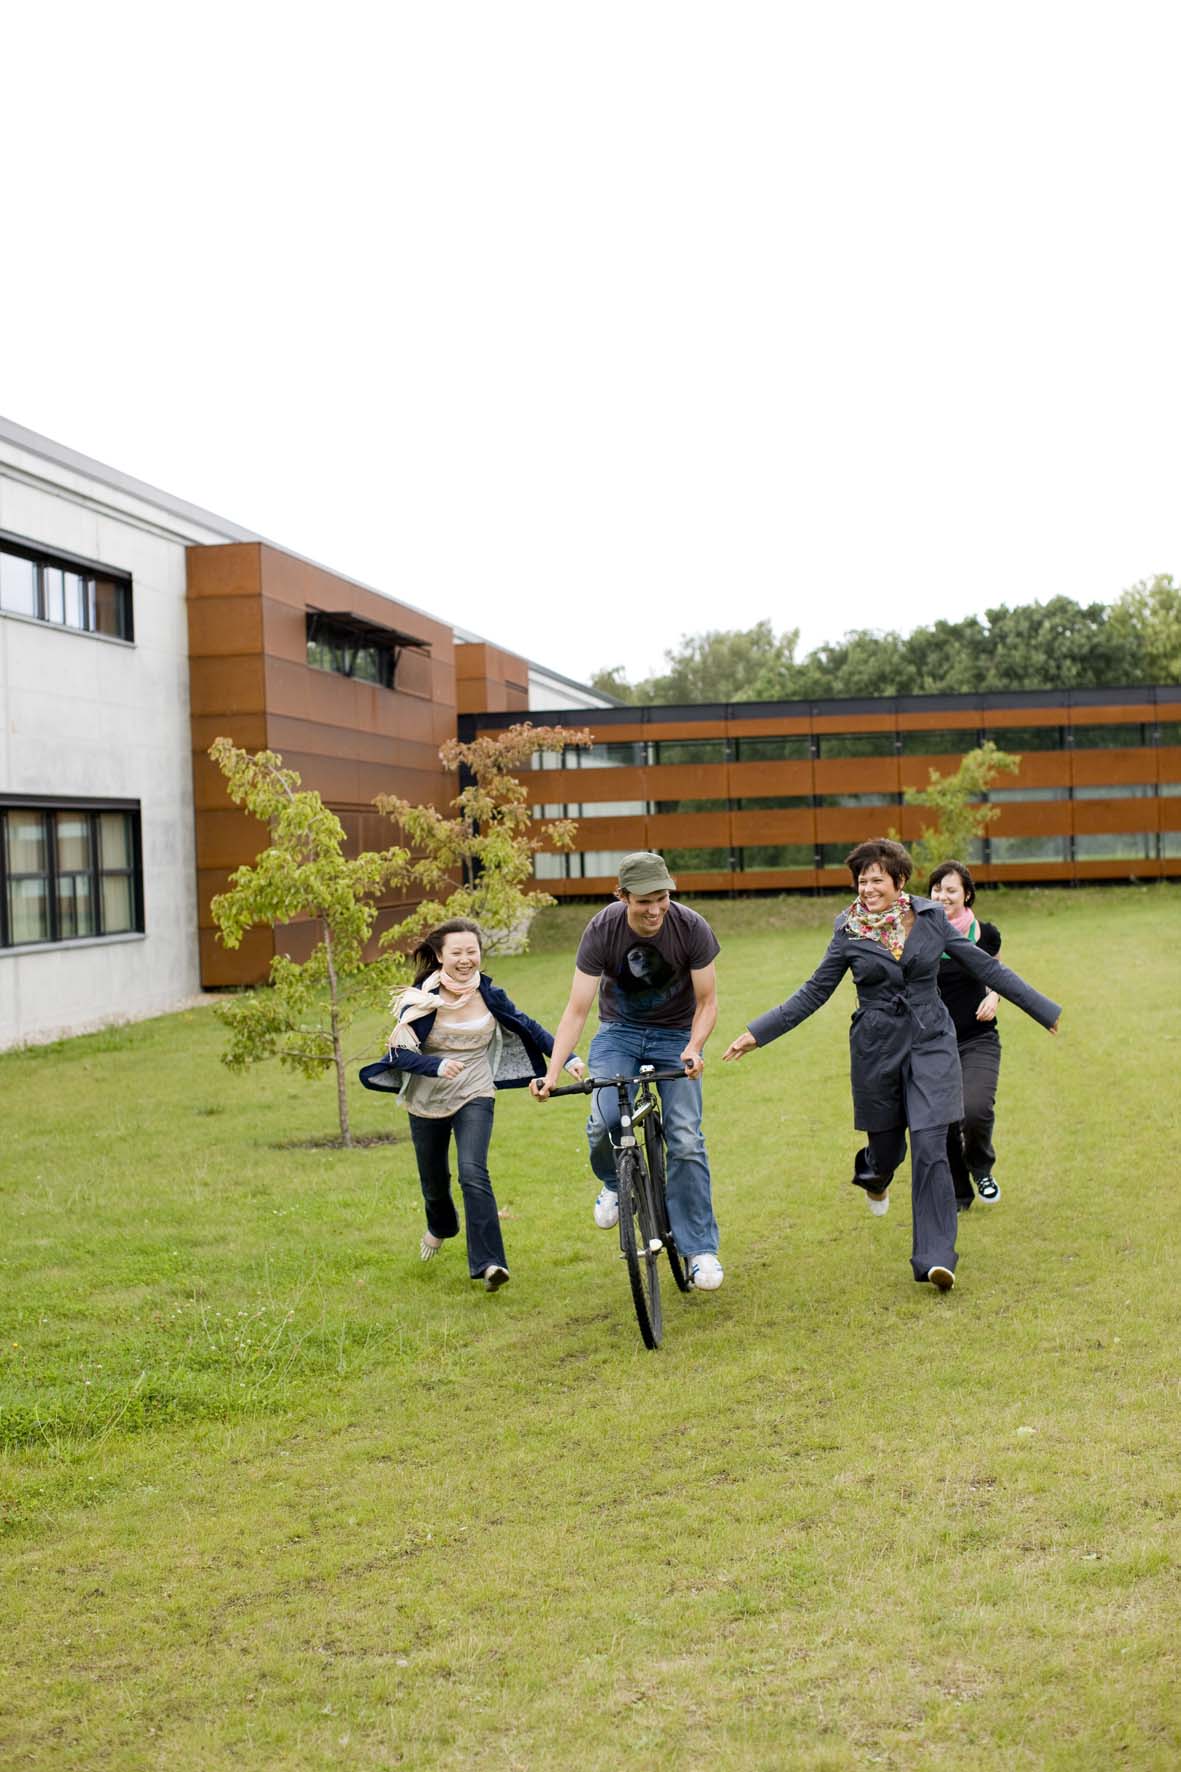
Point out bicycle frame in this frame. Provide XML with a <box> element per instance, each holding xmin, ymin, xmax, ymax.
<box><xmin>548</xmin><ymin>1064</ymin><xmax>690</xmax><ymax>1348</ymax></box>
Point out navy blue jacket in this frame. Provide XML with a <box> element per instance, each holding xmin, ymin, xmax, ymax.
<box><xmin>359</xmin><ymin>974</ymin><xmax>565</xmax><ymax>1098</ymax></box>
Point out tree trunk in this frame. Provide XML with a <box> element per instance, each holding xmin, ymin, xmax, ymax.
<box><xmin>322</xmin><ymin>921</ymin><xmax>352</xmax><ymax>1147</ymax></box>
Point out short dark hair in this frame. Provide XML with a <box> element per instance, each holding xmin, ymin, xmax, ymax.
<box><xmin>412</xmin><ymin>918</ymin><xmax>484</xmax><ymax>986</ymax></box>
<box><xmin>844</xmin><ymin>838</ymin><xmax>914</xmax><ymax>890</ymax></box>
<box><xmin>928</xmin><ymin>859</ymin><xmax>976</xmax><ymax>908</ymax></box>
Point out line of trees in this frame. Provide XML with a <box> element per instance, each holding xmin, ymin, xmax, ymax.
<box><xmin>592</xmin><ymin>575</ymin><xmax>1180</xmax><ymax>704</ymax></box>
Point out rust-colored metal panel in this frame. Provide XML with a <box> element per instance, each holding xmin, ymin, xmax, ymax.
<box><xmin>731</xmin><ymin>809</ymin><xmax>815</xmax><ymax>844</ymax></box>
<box><xmin>190</xmin><ymin>713</ymin><xmax>269</xmax><ymax>752</ymax></box>
<box><xmin>647</xmin><ymin>811</ymin><xmax>731</xmax><ymax>846</ymax></box>
<box><xmin>736</xmin><ymin>868</ymin><xmax>820</xmax><ymax>890</ymax></box>
<box><xmin>195</xmin><ymin>807</ymin><xmax>272</xmax><ymax>871</ymax></box>
<box><xmin>725</xmin><ymin>715</ymin><xmax>815</xmax><ymax>738</ymax></box>
<box><xmin>537</xmin><ymin>815</ymin><xmax>650</xmax><ymax>850</ymax></box>
<box><xmin>816</xmin><ymin>805</ymin><xmax>898</xmax><ymax>841</ymax></box>
<box><xmin>189</xmin><ymin>654</ymin><xmax>267</xmax><ymax>717</ymax></box>
<box><xmin>991</xmin><ymin>803</ymin><xmax>1072</xmax><ymax>836</ymax></box>
<box><xmin>187</xmin><ymin>542</ymin><xmax>263</xmax><ymax>600</ymax></box>
<box><xmin>813</xmin><ymin>758</ymin><xmax>899</xmax><ymax>794</ymax></box>
<box><xmin>985</xmin><ymin>708</ymin><xmax>1067</xmax><ymax>730</ymax></box>
<box><xmin>528</xmin><ymin>764</ymin><xmax>647</xmax><ymax>802</ymax></box>
<box><xmin>199</xmin><ymin>924</ymin><xmax>275</xmax><ymax>986</ymax></box>
<box><xmin>728</xmin><ymin>760</ymin><xmax>813</xmax><ymax>796</ymax></box>
<box><xmin>811</xmin><ymin>712</ymin><xmax>899</xmax><ymax>734</ymax></box>
<box><xmin>187</xmin><ymin>595</ymin><xmax>264</xmax><ymax>657</ymax></box>
<box><xmin>1070</xmin><ymin>749</ymin><xmax>1157</xmax><ymax>788</ymax></box>
<box><xmin>1071</xmin><ymin>798</ymin><xmax>1157</xmax><ymax>835</ymax></box>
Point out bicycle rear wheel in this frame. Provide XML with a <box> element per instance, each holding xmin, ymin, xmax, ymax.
<box><xmin>617</xmin><ymin>1148</ymin><xmax>662</xmax><ymax>1350</ymax></box>
<box><xmin>644</xmin><ymin>1110</ymin><xmax>690</xmax><ymax>1293</ymax></box>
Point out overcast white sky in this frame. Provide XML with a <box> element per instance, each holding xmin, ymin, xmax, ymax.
<box><xmin>4</xmin><ymin>2</ymin><xmax>1178</xmax><ymax>685</ymax></box>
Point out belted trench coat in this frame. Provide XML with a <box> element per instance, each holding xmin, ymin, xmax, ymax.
<box><xmin>748</xmin><ymin>897</ymin><xmax>1061</xmax><ymax>1132</ymax></box>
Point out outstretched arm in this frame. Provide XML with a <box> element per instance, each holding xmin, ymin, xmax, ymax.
<box><xmin>531</xmin><ymin>968</ymin><xmax>599</xmax><ymax>1097</ymax></box>
<box><xmin>940</xmin><ymin>916</ymin><xmax>1061</xmax><ymax>1031</ymax></box>
<box><xmin>723</xmin><ymin>934</ymin><xmax>851</xmax><ymax>1061</ymax></box>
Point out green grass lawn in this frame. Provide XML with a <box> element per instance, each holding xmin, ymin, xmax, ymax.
<box><xmin>2</xmin><ymin>886</ymin><xmax>1179</xmax><ymax>1769</ymax></box>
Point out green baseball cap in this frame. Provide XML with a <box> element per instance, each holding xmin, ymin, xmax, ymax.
<box><xmin>617</xmin><ymin>851</ymin><xmax>677</xmax><ymax>894</ymax></box>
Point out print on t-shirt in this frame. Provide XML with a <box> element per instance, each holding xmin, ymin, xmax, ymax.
<box><xmin>618</xmin><ymin>941</ymin><xmax>678</xmax><ymax>1011</ymax></box>
<box><xmin>575</xmin><ymin>900</ymin><xmax>721</xmax><ymax>1029</ymax></box>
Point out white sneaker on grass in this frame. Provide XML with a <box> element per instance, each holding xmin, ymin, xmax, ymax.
<box><xmin>688</xmin><ymin>1254</ymin><xmax>724</xmax><ymax>1291</ymax></box>
<box><xmin>867</xmin><ymin>1191</ymin><xmax>890</xmax><ymax>1217</ymax></box>
<box><xmin>593</xmin><ymin>1187</ymin><xmax>619</xmax><ymax>1229</ymax></box>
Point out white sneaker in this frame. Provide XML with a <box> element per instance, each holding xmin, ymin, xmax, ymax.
<box><xmin>867</xmin><ymin>1191</ymin><xmax>890</xmax><ymax>1217</ymax></box>
<box><xmin>593</xmin><ymin>1187</ymin><xmax>619</xmax><ymax>1229</ymax></box>
<box><xmin>688</xmin><ymin>1254</ymin><xmax>724</xmax><ymax>1291</ymax></box>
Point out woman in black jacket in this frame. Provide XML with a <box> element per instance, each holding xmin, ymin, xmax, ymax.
<box><xmin>929</xmin><ymin>859</ymin><xmax>1003</xmax><ymax>1211</ymax></box>
<box><xmin>360</xmin><ymin>918</ymin><xmax>582</xmax><ymax>1290</ymax></box>
<box><xmin>722</xmin><ymin>840</ymin><xmax>1060</xmax><ymax>1292</ymax></box>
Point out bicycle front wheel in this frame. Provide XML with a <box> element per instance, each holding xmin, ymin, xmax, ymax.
<box><xmin>617</xmin><ymin>1148</ymin><xmax>662</xmax><ymax>1350</ymax></box>
<box><xmin>644</xmin><ymin>1110</ymin><xmax>690</xmax><ymax>1294</ymax></box>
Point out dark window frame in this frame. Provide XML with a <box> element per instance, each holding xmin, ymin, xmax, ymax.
<box><xmin>0</xmin><ymin>798</ymin><xmax>143</xmax><ymax>950</ymax></box>
<box><xmin>0</xmin><ymin>531</ymin><xmax>134</xmax><ymax>642</ymax></box>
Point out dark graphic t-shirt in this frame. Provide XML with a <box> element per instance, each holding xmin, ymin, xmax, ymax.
<box><xmin>575</xmin><ymin>901</ymin><xmax>720</xmax><ymax>1028</ymax></box>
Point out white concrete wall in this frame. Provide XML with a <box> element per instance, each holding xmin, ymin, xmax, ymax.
<box><xmin>0</xmin><ymin>430</ymin><xmax>240</xmax><ymax>1047</ymax></box>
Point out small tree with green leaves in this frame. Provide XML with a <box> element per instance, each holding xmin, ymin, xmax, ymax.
<box><xmin>375</xmin><ymin>722</ymin><xmax>593</xmax><ymax>956</ymax></box>
<box><xmin>208</xmin><ymin>739</ymin><xmax>411</xmax><ymax>1146</ymax></box>
<box><xmin>899</xmin><ymin>741</ymin><xmax>1022</xmax><ymax>880</ymax></box>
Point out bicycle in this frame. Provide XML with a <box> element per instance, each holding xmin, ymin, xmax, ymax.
<box><xmin>547</xmin><ymin>1065</ymin><xmax>691</xmax><ymax>1349</ymax></box>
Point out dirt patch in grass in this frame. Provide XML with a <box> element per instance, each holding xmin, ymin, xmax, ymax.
<box><xmin>273</xmin><ymin>1131</ymin><xmax>403</xmax><ymax>1150</ymax></box>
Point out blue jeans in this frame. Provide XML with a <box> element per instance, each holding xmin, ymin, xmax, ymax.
<box><xmin>586</xmin><ymin>1022</ymin><xmax>718</xmax><ymax>1257</ymax></box>
<box><xmin>408</xmin><ymin>1098</ymin><xmax>506</xmax><ymax>1278</ymax></box>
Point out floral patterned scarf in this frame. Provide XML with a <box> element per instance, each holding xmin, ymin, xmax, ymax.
<box><xmin>844</xmin><ymin>892</ymin><xmax>912</xmax><ymax>960</ymax></box>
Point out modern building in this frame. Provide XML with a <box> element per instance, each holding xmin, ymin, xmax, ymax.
<box><xmin>4</xmin><ymin>415</ymin><xmax>1177</xmax><ymax>1050</ymax></box>
<box><xmin>473</xmin><ymin>691</ymin><xmax>1181</xmax><ymax>894</ymax></box>
<box><xmin>0</xmin><ymin>418</ymin><xmax>612</xmax><ymax>1047</ymax></box>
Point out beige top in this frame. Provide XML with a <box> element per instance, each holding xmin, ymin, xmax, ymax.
<box><xmin>401</xmin><ymin>1000</ymin><xmax>496</xmax><ymax>1119</ymax></box>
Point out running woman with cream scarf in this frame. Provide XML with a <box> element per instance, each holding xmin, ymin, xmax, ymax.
<box><xmin>359</xmin><ymin>918</ymin><xmax>583</xmax><ymax>1291</ymax></box>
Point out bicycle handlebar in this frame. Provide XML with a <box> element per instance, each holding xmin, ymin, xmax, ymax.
<box><xmin>546</xmin><ymin>1069</ymin><xmax>689</xmax><ymax>1097</ymax></box>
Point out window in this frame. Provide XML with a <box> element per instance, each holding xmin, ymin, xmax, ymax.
<box><xmin>1070</xmin><ymin>724</ymin><xmax>1146</xmax><ymax>749</ymax></box>
<box><xmin>984</xmin><ymin>726</ymin><xmax>1062</xmax><ymax>751</ymax></box>
<box><xmin>736</xmin><ymin>736</ymin><xmax>811</xmax><ymax>761</ymax></box>
<box><xmin>1154</xmin><ymin>723</ymin><xmax>1181</xmax><ymax>746</ymax></box>
<box><xmin>989</xmin><ymin>834</ymin><xmax>1070</xmax><ymax>863</ymax></box>
<box><xmin>818</xmin><ymin>792</ymin><xmax>901</xmax><ymax>808</ymax></box>
<box><xmin>305</xmin><ymin>610</ymin><xmax>428</xmax><ymax>689</ymax></box>
<box><xmin>654</xmin><ymin>740</ymin><xmax>725</xmax><ymax>765</ymax></box>
<box><xmin>1073</xmin><ymin>784</ymin><xmax>1154</xmax><ymax>800</ymax></box>
<box><xmin>987</xmin><ymin>787</ymin><xmax>1069</xmax><ymax>803</ymax></box>
<box><xmin>0</xmin><ymin>541</ymin><xmax>133</xmax><ymax>640</ymax></box>
<box><xmin>662</xmin><ymin>847</ymin><xmax>731</xmax><ymax>873</ymax></box>
<box><xmin>1073</xmin><ymin>832</ymin><xmax>1155</xmax><ymax>862</ymax></box>
<box><xmin>816</xmin><ymin>732</ymin><xmax>896</xmax><ymax>758</ymax></box>
<box><xmin>743</xmin><ymin>844</ymin><xmax>815</xmax><ymax>870</ymax></box>
<box><xmin>307</xmin><ymin>621</ymin><xmax>394</xmax><ymax>687</ymax></box>
<box><xmin>1</xmin><ymin>805</ymin><xmax>141</xmax><ymax>949</ymax></box>
<box><xmin>566</xmin><ymin>742</ymin><xmax>645</xmax><ymax>768</ymax></box>
<box><xmin>738</xmin><ymin>796</ymin><xmax>812</xmax><ymax>811</ymax></box>
<box><xmin>898</xmin><ymin>729</ymin><xmax>979</xmax><ymax>756</ymax></box>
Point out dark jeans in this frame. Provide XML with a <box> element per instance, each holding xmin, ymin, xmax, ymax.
<box><xmin>408</xmin><ymin>1098</ymin><xmax>506</xmax><ymax>1278</ymax></box>
<box><xmin>947</xmin><ymin>1033</ymin><xmax>1001</xmax><ymax>1203</ymax></box>
<box><xmin>852</xmin><ymin>1123</ymin><xmax>958</xmax><ymax>1281</ymax></box>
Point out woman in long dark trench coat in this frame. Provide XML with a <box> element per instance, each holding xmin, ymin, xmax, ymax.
<box><xmin>722</xmin><ymin>839</ymin><xmax>1061</xmax><ymax>1291</ymax></box>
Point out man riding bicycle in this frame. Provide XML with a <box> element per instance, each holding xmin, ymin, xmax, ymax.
<box><xmin>531</xmin><ymin>851</ymin><xmax>724</xmax><ymax>1290</ymax></box>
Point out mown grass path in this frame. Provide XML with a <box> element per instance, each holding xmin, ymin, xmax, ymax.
<box><xmin>2</xmin><ymin>888</ymin><xmax>1178</xmax><ymax>1769</ymax></box>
